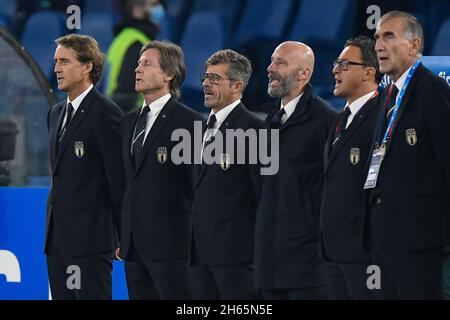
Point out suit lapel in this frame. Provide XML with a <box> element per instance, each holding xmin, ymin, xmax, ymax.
<box><xmin>326</xmin><ymin>95</ymin><xmax>379</xmax><ymax>172</ymax></box>
<box><xmin>195</xmin><ymin>104</ymin><xmax>243</xmax><ymax>189</ymax></box>
<box><xmin>133</xmin><ymin>97</ymin><xmax>177</xmax><ymax>176</ymax></box>
<box><xmin>124</xmin><ymin>111</ymin><xmax>139</xmax><ymax>174</ymax></box>
<box><xmin>383</xmin><ymin>63</ymin><xmax>422</xmax><ymax>157</ymax></box>
<box><xmin>50</xmin><ymin>103</ymin><xmax>65</xmax><ymax>169</ymax></box>
<box><xmin>323</xmin><ymin>115</ymin><xmax>340</xmax><ymax>171</ymax></box>
<box><xmin>53</xmin><ymin>88</ymin><xmax>96</xmax><ymax>173</ymax></box>
<box><xmin>279</xmin><ymin>83</ymin><xmax>314</xmax><ymax>132</ymax></box>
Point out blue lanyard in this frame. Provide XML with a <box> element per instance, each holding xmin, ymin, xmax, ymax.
<box><xmin>381</xmin><ymin>60</ymin><xmax>421</xmax><ymax>144</ymax></box>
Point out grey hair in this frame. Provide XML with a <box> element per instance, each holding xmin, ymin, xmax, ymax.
<box><xmin>205</xmin><ymin>49</ymin><xmax>252</xmax><ymax>91</ymax></box>
<box><xmin>377</xmin><ymin>11</ymin><xmax>424</xmax><ymax>57</ymax></box>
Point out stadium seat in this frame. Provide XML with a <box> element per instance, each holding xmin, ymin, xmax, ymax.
<box><xmin>180</xmin><ymin>12</ymin><xmax>227</xmax><ymax>112</ymax></box>
<box><xmin>164</xmin><ymin>0</ymin><xmax>194</xmax><ymax>43</ymax></box>
<box><xmin>21</xmin><ymin>10</ymin><xmax>67</xmax><ymax>79</ymax></box>
<box><xmin>83</xmin><ymin>0</ymin><xmax>114</xmax><ymax>14</ymax></box>
<box><xmin>0</xmin><ymin>0</ymin><xmax>16</xmax><ymax>19</ymax></box>
<box><xmin>155</xmin><ymin>14</ymin><xmax>174</xmax><ymax>41</ymax></box>
<box><xmin>191</xmin><ymin>0</ymin><xmax>244</xmax><ymax>32</ymax></box>
<box><xmin>286</xmin><ymin>0</ymin><xmax>357</xmax><ymax>99</ymax></box>
<box><xmin>233</xmin><ymin>0</ymin><xmax>294</xmax><ymax>47</ymax></box>
<box><xmin>80</xmin><ymin>13</ymin><xmax>115</xmax><ymax>53</ymax></box>
<box><xmin>431</xmin><ymin>18</ymin><xmax>450</xmax><ymax>56</ymax></box>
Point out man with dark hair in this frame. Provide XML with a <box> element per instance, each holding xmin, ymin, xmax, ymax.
<box><xmin>45</xmin><ymin>34</ymin><xmax>124</xmax><ymax>299</ymax></box>
<box><xmin>255</xmin><ymin>41</ymin><xmax>337</xmax><ymax>300</ymax></box>
<box><xmin>190</xmin><ymin>49</ymin><xmax>263</xmax><ymax>299</ymax></box>
<box><xmin>365</xmin><ymin>11</ymin><xmax>450</xmax><ymax>299</ymax></box>
<box><xmin>320</xmin><ymin>35</ymin><xmax>380</xmax><ymax>299</ymax></box>
<box><xmin>120</xmin><ymin>40</ymin><xmax>203</xmax><ymax>299</ymax></box>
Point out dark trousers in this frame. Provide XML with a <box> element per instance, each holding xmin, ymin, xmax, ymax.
<box><xmin>325</xmin><ymin>262</ymin><xmax>375</xmax><ymax>299</ymax></box>
<box><xmin>46</xmin><ymin>229</ymin><xmax>113</xmax><ymax>300</ymax></box>
<box><xmin>261</xmin><ymin>286</ymin><xmax>327</xmax><ymax>300</ymax></box>
<box><xmin>371</xmin><ymin>245</ymin><xmax>445</xmax><ymax>299</ymax></box>
<box><xmin>124</xmin><ymin>237</ymin><xmax>192</xmax><ymax>300</ymax></box>
<box><xmin>190</xmin><ymin>243</ymin><xmax>256</xmax><ymax>300</ymax></box>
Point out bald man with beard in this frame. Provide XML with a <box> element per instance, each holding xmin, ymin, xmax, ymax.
<box><xmin>255</xmin><ymin>41</ymin><xmax>337</xmax><ymax>299</ymax></box>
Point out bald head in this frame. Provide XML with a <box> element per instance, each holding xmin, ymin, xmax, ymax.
<box><xmin>267</xmin><ymin>41</ymin><xmax>315</xmax><ymax>104</ymax></box>
<box><xmin>275</xmin><ymin>41</ymin><xmax>315</xmax><ymax>75</ymax></box>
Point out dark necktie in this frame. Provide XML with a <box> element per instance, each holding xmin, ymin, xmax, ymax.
<box><xmin>382</xmin><ymin>84</ymin><xmax>399</xmax><ymax>134</ymax></box>
<box><xmin>58</xmin><ymin>102</ymin><xmax>74</xmax><ymax>143</ymax></box>
<box><xmin>270</xmin><ymin>108</ymin><xmax>286</xmax><ymax>129</ymax></box>
<box><xmin>332</xmin><ymin>106</ymin><xmax>351</xmax><ymax>146</ymax></box>
<box><xmin>202</xmin><ymin>114</ymin><xmax>217</xmax><ymax>166</ymax></box>
<box><xmin>132</xmin><ymin>105</ymin><xmax>150</xmax><ymax>168</ymax></box>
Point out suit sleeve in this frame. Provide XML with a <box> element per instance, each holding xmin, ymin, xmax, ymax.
<box><xmin>95</xmin><ymin>105</ymin><xmax>125</xmax><ymax>241</ymax></box>
<box><xmin>250</xmin><ymin>119</ymin><xmax>265</xmax><ymax>202</ymax></box>
<box><xmin>425</xmin><ymin>79</ymin><xmax>450</xmax><ymax>191</ymax></box>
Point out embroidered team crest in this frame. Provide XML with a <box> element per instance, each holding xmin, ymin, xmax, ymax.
<box><xmin>157</xmin><ymin>147</ymin><xmax>168</xmax><ymax>163</ymax></box>
<box><xmin>349</xmin><ymin>148</ymin><xmax>360</xmax><ymax>165</ymax></box>
<box><xmin>405</xmin><ymin>128</ymin><xmax>417</xmax><ymax>146</ymax></box>
<box><xmin>74</xmin><ymin>141</ymin><xmax>85</xmax><ymax>158</ymax></box>
<box><xmin>219</xmin><ymin>153</ymin><xmax>231</xmax><ymax>171</ymax></box>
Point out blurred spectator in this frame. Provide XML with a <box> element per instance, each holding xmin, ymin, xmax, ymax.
<box><xmin>105</xmin><ymin>0</ymin><xmax>164</xmax><ymax>113</ymax></box>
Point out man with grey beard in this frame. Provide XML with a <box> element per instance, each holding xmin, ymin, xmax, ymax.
<box><xmin>255</xmin><ymin>41</ymin><xmax>337</xmax><ymax>299</ymax></box>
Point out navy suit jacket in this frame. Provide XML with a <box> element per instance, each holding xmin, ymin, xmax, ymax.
<box><xmin>45</xmin><ymin>87</ymin><xmax>125</xmax><ymax>257</ymax></box>
<box><xmin>191</xmin><ymin>103</ymin><xmax>264</xmax><ymax>266</ymax></box>
<box><xmin>366</xmin><ymin>63</ymin><xmax>450</xmax><ymax>251</ymax></box>
<box><xmin>255</xmin><ymin>84</ymin><xmax>337</xmax><ymax>290</ymax></box>
<box><xmin>320</xmin><ymin>93</ymin><xmax>380</xmax><ymax>263</ymax></box>
<box><xmin>120</xmin><ymin>97</ymin><xmax>204</xmax><ymax>260</ymax></box>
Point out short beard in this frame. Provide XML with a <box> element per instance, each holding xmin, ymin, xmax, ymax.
<box><xmin>267</xmin><ymin>70</ymin><xmax>298</xmax><ymax>98</ymax></box>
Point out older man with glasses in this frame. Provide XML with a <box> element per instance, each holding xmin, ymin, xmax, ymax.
<box><xmin>190</xmin><ymin>49</ymin><xmax>264</xmax><ymax>300</ymax></box>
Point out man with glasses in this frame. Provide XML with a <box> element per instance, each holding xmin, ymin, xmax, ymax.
<box><xmin>320</xmin><ymin>35</ymin><xmax>382</xmax><ymax>299</ymax></box>
<box><xmin>190</xmin><ymin>49</ymin><xmax>263</xmax><ymax>299</ymax></box>
<box><xmin>119</xmin><ymin>41</ymin><xmax>203</xmax><ymax>299</ymax></box>
<box><xmin>255</xmin><ymin>41</ymin><xmax>337</xmax><ymax>299</ymax></box>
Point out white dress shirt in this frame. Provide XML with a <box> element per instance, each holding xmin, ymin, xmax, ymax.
<box><xmin>279</xmin><ymin>93</ymin><xmax>303</xmax><ymax>125</ymax></box>
<box><xmin>344</xmin><ymin>90</ymin><xmax>377</xmax><ymax>128</ymax></box>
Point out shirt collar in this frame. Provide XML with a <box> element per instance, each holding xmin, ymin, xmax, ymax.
<box><xmin>207</xmin><ymin>99</ymin><xmax>241</xmax><ymax>129</ymax></box>
<box><xmin>67</xmin><ymin>84</ymin><xmax>93</xmax><ymax>112</ymax></box>
<box><xmin>393</xmin><ymin>65</ymin><xmax>413</xmax><ymax>93</ymax></box>
<box><xmin>281</xmin><ymin>93</ymin><xmax>303</xmax><ymax>118</ymax></box>
<box><xmin>142</xmin><ymin>93</ymin><xmax>171</xmax><ymax>115</ymax></box>
<box><xmin>345</xmin><ymin>90</ymin><xmax>377</xmax><ymax>116</ymax></box>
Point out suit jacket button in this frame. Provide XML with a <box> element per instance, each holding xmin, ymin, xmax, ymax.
<box><xmin>132</xmin><ymin>181</ymin><xmax>137</xmax><ymax>187</ymax></box>
<box><xmin>375</xmin><ymin>197</ymin><xmax>382</xmax><ymax>205</ymax></box>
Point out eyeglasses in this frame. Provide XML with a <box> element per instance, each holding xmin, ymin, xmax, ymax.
<box><xmin>333</xmin><ymin>59</ymin><xmax>368</xmax><ymax>71</ymax></box>
<box><xmin>200</xmin><ymin>73</ymin><xmax>235</xmax><ymax>84</ymax></box>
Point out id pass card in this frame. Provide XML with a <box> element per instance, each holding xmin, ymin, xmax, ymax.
<box><xmin>364</xmin><ymin>147</ymin><xmax>384</xmax><ymax>189</ymax></box>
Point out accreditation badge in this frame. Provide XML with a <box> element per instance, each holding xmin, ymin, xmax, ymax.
<box><xmin>363</xmin><ymin>144</ymin><xmax>386</xmax><ymax>189</ymax></box>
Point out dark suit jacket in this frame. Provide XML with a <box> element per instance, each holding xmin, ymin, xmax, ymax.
<box><xmin>45</xmin><ymin>87</ymin><xmax>125</xmax><ymax>257</ymax></box>
<box><xmin>191</xmin><ymin>103</ymin><xmax>264</xmax><ymax>266</ymax></box>
<box><xmin>320</xmin><ymin>94</ymin><xmax>380</xmax><ymax>263</ymax></box>
<box><xmin>255</xmin><ymin>83</ymin><xmax>337</xmax><ymax>290</ymax></box>
<box><xmin>120</xmin><ymin>97</ymin><xmax>204</xmax><ymax>260</ymax></box>
<box><xmin>366</xmin><ymin>63</ymin><xmax>450</xmax><ymax>251</ymax></box>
